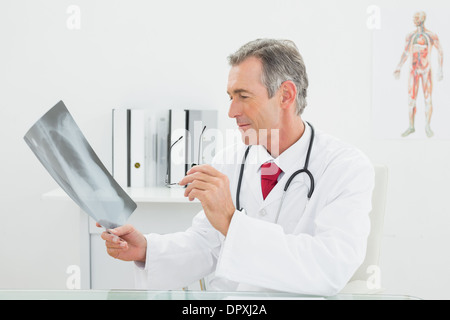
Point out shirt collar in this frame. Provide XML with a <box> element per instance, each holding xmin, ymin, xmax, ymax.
<box><xmin>246</xmin><ymin>122</ymin><xmax>312</xmax><ymax>174</ymax></box>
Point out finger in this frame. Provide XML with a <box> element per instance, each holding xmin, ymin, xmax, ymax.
<box><xmin>109</xmin><ymin>224</ymin><xmax>135</xmax><ymax>237</ymax></box>
<box><xmin>105</xmin><ymin>240</ymin><xmax>128</xmax><ymax>249</ymax></box>
<box><xmin>187</xmin><ymin>165</ymin><xmax>226</xmax><ymax>184</ymax></box>
<box><xmin>96</xmin><ymin>222</ymin><xmax>102</xmax><ymax>228</ymax></box>
<box><xmin>107</xmin><ymin>247</ymin><xmax>127</xmax><ymax>259</ymax></box>
<box><xmin>186</xmin><ymin>164</ymin><xmax>219</xmax><ymax>176</ymax></box>
<box><xmin>184</xmin><ymin>180</ymin><xmax>210</xmax><ymax>197</ymax></box>
<box><xmin>186</xmin><ymin>188</ymin><xmax>205</xmax><ymax>202</ymax></box>
<box><xmin>180</xmin><ymin>171</ymin><xmax>217</xmax><ymax>186</ymax></box>
<box><xmin>103</xmin><ymin>230</ymin><xmax>121</xmax><ymax>242</ymax></box>
<box><xmin>101</xmin><ymin>231</ymin><xmax>114</xmax><ymax>241</ymax></box>
<box><xmin>101</xmin><ymin>231</ymin><xmax>125</xmax><ymax>244</ymax></box>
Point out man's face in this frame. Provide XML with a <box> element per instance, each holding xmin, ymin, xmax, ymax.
<box><xmin>227</xmin><ymin>57</ymin><xmax>280</xmax><ymax>144</ymax></box>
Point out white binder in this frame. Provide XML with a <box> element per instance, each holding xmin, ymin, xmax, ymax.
<box><xmin>185</xmin><ymin>109</ymin><xmax>218</xmax><ymax>167</ymax></box>
<box><xmin>129</xmin><ymin>109</ymin><xmax>146</xmax><ymax>188</ymax></box>
<box><xmin>112</xmin><ymin>109</ymin><xmax>128</xmax><ymax>188</ymax></box>
<box><xmin>167</xmin><ymin>109</ymin><xmax>187</xmax><ymax>185</ymax></box>
<box><xmin>112</xmin><ymin>109</ymin><xmax>146</xmax><ymax>188</ymax></box>
<box><xmin>156</xmin><ymin>114</ymin><xmax>168</xmax><ymax>187</ymax></box>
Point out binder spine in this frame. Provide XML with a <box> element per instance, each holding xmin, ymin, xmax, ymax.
<box><xmin>168</xmin><ymin>109</ymin><xmax>187</xmax><ymax>185</ymax></box>
<box><xmin>129</xmin><ymin>109</ymin><xmax>146</xmax><ymax>188</ymax></box>
<box><xmin>127</xmin><ymin>109</ymin><xmax>131</xmax><ymax>187</ymax></box>
<box><xmin>112</xmin><ymin>109</ymin><xmax>128</xmax><ymax>188</ymax></box>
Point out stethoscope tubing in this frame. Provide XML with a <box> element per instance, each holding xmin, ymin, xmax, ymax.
<box><xmin>236</xmin><ymin>122</ymin><xmax>315</xmax><ymax>216</ymax></box>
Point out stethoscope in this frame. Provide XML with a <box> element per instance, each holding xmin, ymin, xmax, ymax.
<box><xmin>236</xmin><ymin>122</ymin><xmax>315</xmax><ymax>223</ymax></box>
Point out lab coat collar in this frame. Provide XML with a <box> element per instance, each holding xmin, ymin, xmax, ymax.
<box><xmin>274</xmin><ymin>122</ymin><xmax>312</xmax><ymax>175</ymax></box>
<box><xmin>246</xmin><ymin>122</ymin><xmax>312</xmax><ymax>175</ymax></box>
<box><xmin>243</xmin><ymin>122</ymin><xmax>312</xmax><ymax>210</ymax></box>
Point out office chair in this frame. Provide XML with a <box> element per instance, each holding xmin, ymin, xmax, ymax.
<box><xmin>340</xmin><ymin>164</ymin><xmax>388</xmax><ymax>294</ymax></box>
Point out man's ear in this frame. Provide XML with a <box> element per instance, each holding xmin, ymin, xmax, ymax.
<box><xmin>279</xmin><ymin>81</ymin><xmax>297</xmax><ymax>110</ymax></box>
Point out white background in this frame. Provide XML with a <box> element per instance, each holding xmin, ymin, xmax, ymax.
<box><xmin>1</xmin><ymin>0</ymin><xmax>450</xmax><ymax>299</ymax></box>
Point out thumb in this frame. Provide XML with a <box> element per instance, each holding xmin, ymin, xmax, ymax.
<box><xmin>109</xmin><ymin>224</ymin><xmax>135</xmax><ymax>237</ymax></box>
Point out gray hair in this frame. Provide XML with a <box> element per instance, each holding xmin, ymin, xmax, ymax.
<box><xmin>227</xmin><ymin>39</ymin><xmax>309</xmax><ymax>116</ymax></box>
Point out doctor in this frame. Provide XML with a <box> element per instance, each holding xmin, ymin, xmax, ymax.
<box><xmin>100</xmin><ymin>39</ymin><xmax>375</xmax><ymax>296</ymax></box>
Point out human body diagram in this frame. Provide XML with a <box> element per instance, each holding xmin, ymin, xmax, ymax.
<box><xmin>394</xmin><ymin>11</ymin><xmax>444</xmax><ymax>138</ymax></box>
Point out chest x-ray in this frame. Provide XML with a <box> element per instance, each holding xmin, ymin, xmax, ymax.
<box><xmin>24</xmin><ymin>101</ymin><xmax>137</xmax><ymax>229</ymax></box>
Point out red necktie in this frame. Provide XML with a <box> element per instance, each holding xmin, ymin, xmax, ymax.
<box><xmin>261</xmin><ymin>162</ymin><xmax>282</xmax><ymax>200</ymax></box>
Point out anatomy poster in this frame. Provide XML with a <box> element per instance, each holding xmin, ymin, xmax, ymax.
<box><xmin>372</xmin><ymin>9</ymin><xmax>450</xmax><ymax>139</ymax></box>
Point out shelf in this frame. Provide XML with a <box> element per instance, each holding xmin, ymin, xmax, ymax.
<box><xmin>42</xmin><ymin>187</ymin><xmax>200</xmax><ymax>204</ymax></box>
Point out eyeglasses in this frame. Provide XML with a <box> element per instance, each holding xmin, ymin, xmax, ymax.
<box><xmin>165</xmin><ymin>135</ymin><xmax>183</xmax><ymax>186</ymax></box>
<box><xmin>165</xmin><ymin>126</ymin><xmax>207</xmax><ymax>187</ymax></box>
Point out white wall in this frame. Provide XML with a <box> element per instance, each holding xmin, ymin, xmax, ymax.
<box><xmin>1</xmin><ymin>0</ymin><xmax>449</xmax><ymax>299</ymax></box>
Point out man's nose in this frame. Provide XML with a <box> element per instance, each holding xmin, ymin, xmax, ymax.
<box><xmin>228</xmin><ymin>100</ymin><xmax>241</xmax><ymax>119</ymax></box>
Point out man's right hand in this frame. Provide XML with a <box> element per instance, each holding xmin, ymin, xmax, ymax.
<box><xmin>97</xmin><ymin>223</ymin><xmax>147</xmax><ymax>263</ymax></box>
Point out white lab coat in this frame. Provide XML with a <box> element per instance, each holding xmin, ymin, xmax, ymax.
<box><xmin>134</xmin><ymin>124</ymin><xmax>375</xmax><ymax>296</ymax></box>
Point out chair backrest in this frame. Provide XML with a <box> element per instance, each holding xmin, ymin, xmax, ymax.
<box><xmin>349</xmin><ymin>164</ymin><xmax>388</xmax><ymax>282</ymax></box>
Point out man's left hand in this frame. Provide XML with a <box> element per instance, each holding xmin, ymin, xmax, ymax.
<box><xmin>179</xmin><ymin>165</ymin><xmax>235</xmax><ymax>236</ymax></box>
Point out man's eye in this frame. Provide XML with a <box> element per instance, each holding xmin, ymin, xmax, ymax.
<box><xmin>240</xmin><ymin>95</ymin><xmax>249</xmax><ymax>99</ymax></box>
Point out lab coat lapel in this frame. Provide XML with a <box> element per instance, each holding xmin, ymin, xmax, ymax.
<box><xmin>242</xmin><ymin>166</ymin><xmax>263</xmax><ymax>208</ymax></box>
<box><xmin>240</xmin><ymin>146</ymin><xmax>267</xmax><ymax>211</ymax></box>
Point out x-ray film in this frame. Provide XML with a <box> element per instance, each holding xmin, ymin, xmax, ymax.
<box><xmin>24</xmin><ymin>101</ymin><xmax>137</xmax><ymax>229</ymax></box>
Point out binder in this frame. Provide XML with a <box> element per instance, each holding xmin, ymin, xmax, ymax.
<box><xmin>112</xmin><ymin>108</ymin><xmax>146</xmax><ymax>188</ymax></box>
<box><xmin>129</xmin><ymin>109</ymin><xmax>146</xmax><ymax>188</ymax></box>
<box><xmin>112</xmin><ymin>109</ymin><xmax>128</xmax><ymax>188</ymax></box>
<box><xmin>146</xmin><ymin>115</ymin><xmax>158</xmax><ymax>187</ymax></box>
<box><xmin>185</xmin><ymin>109</ymin><xmax>218</xmax><ymax>168</ymax></box>
<box><xmin>156</xmin><ymin>114</ymin><xmax>168</xmax><ymax>187</ymax></box>
<box><xmin>167</xmin><ymin>109</ymin><xmax>187</xmax><ymax>185</ymax></box>
<box><xmin>113</xmin><ymin>108</ymin><xmax>218</xmax><ymax>188</ymax></box>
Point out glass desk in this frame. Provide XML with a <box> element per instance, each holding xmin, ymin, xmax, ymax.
<box><xmin>0</xmin><ymin>290</ymin><xmax>420</xmax><ymax>300</ymax></box>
